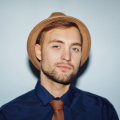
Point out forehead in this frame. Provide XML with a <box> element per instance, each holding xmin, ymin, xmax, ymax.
<box><xmin>43</xmin><ymin>27</ymin><xmax>81</xmax><ymax>44</ymax></box>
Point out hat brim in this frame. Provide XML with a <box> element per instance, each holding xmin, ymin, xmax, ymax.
<box><xmin>27</xmin><ymin>15</ymin><xmax>91</xmax><ymax>70</ymax></box>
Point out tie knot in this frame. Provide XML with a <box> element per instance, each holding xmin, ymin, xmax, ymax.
<box><xmin>49</xmin><ymin>100</ymin><xmax>64</xmax><ymax>110</ymax></box>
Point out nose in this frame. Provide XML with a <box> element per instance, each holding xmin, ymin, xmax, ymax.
<box><xmin>61</xmin><ymin>48</ymin><xmax>71</xmax><ymax>62</ymax></box>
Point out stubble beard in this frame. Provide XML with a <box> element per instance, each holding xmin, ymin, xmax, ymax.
<box><xmin>41</xmin><ymin>62</ymin><xmax>79</xmax><ymax>85</ymax></box>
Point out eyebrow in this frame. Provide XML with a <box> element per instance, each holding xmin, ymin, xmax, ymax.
<box><xmin>72</xmin><ymin>43</ymin><xmax>82</xmax><ymax>46</ymax></box>
<box><xmin>48</xmin><ymin>39</ymin><xmax>82</xmax><ymax>46</ymax></box>
<box><xmin>48</xmin><ymin>39</ymin><xmax>64</xmax><ymax>44</ymax></box>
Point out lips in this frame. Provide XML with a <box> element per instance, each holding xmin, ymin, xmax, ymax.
<box><xmin>57</xmin><ymin>65</ymin><xmax>71</xmax><ymax>70</ymax></box>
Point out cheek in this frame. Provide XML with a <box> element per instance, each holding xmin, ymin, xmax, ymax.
<box><xmin>72</xmin><ymin>53</ymin><xmax>81</xmax><ymax>67</ymax></box>
<box><xmin>42</xmin><ymin>49</ymin><xmax>60</xmax><ymax>65</ymax></box>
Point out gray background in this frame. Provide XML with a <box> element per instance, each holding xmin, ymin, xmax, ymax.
<box><xmin>0</xmin><ymin>0</ymin><xmax>120</xmax><ymax>118</ymax></box>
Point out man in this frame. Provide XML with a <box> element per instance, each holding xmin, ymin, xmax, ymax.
<box><xmin>0</xmin><ymin>12</ymin><xmax>119</xmax><ymax>120</ymax></box>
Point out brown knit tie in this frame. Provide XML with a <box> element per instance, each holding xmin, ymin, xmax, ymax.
<box><xmin>49</xmin><ymin>100</ymin><xmax>64</xmax><ymax>120</ymax></box>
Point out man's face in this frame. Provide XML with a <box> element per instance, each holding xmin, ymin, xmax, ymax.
<box><xmin>39</xmin><ymin>27</ymin><xmax>81</xmax><ymax>84</ymax></box>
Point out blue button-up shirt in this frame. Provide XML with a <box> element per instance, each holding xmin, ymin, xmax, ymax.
<box><xmin>0</xmin><ymin>79</ymin><xmax>119</xmax><ymax>120</ymax></box>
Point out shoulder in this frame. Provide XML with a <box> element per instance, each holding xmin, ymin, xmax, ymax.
<box><xmin>74</xmin><ymin>87</ymin><xmax>119</xmax><ymax>119</ymax></box>
<box><xmin>0</xmin><ymin>89</ymin><xmax>37</xmax><ymax>114</ymax></box>
<box><xmin>75</xmin><ymin>87</ymin><xmax>112</xmax><ymax>106</ymax></box>
<box><xmin>0</xmin><ymin>89</ymin><xmax>41</xmax><ymax>119</ymax></box>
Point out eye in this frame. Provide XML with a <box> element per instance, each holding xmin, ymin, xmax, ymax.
<box><xmin>72</xmin><ymin>48</ymin><xmax>79</xmax><ymax>51</ymax></box>
<box><xmin>53</xmin><ymin>46</ymin><xmax>60</xmax><ymax>49</ymax></box>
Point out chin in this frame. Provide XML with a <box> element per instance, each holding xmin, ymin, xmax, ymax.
<box><xmin>50</xmin><ymin>73</ymin><xmax>75</xmax><ymax>85</ymax></box>
<box><xmin>41</xmin><ymin>65</ymin><xmax>76</xmax><ymax>85</ymax></box>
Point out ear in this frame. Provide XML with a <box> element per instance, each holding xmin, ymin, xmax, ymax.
<box><xmin>35</xmin><ymin>44</ymin><xmax>41</xmax><ymax>60</ymax></box>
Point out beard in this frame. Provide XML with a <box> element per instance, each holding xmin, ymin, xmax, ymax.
<box><xmin>41</xmin><ymin>62</ymin><xmax>79</xmax><ymax>85</ymax></box>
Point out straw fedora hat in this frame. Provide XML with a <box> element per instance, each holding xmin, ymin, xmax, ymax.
<box><xmin>27</xmin><ymin>12</ymin><xmax>91</xmax><ymax>70</ymax></box>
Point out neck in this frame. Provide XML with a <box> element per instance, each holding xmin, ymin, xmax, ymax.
<box><xmin>40</xmin><ymin>71</ymin><xmax>70</xmax><ymax>98</ymax></box>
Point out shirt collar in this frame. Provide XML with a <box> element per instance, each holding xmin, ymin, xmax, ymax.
<box><xmin>35</xmin><ymin>78</ymin><xmax>54</xmax><ymax>106</ymax></box>
<box><xmin>35</xmin><ymin>78</ymin><xmax>76</xmax><ymax>107</ymax></box>
<box><xmin>61</xmin><ymin>83</ymin><xmax>76</xmax><ymax>107</ymax></box>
